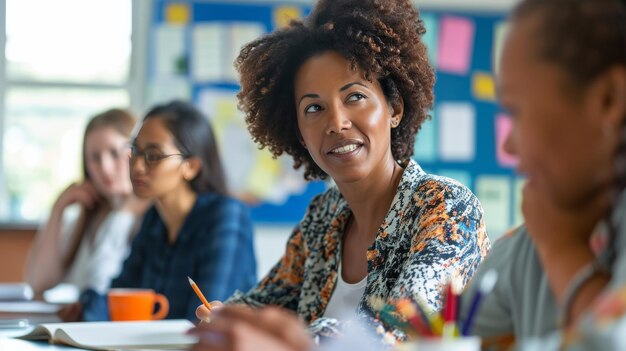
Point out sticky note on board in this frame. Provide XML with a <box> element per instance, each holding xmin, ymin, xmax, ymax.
<box><xmin>438</xmin><ymin>103</ymin><xmax>475</xmax><ymax>162</ymax></box>
<box><xmin>476</xmin><ymin>175</ymin><xmax>512</xmax><ymax>240</ymax></box>
<box><xmin>495</xmin><ymin>114</ymin><xmax>518</xmax><ymax>167</ymax></box>
<box><xmin>191</xmin><ymin>24</ymin><xmax>224</xmax><ymax>82</ymax></box>
<box><xmin>155</xmin><ymin>25</ymin><xmax>186</xmax><ymax>77</ymax></box>
<box><xmin>413</xmin><ymin>115</ymin><xmax>437</xmax><ymax>162</ymax></box>
<box><xmin>472</xmin><ymin>72</ymin><xmax>496</xmax><ymax>101</ymax></box>
<box><xmin>437</xmin><ymin>16</ymin><xmax>475</xmax><ymax>75</ymax></box>
<box><xmin>227</xmin><ymin>24</ymin><xmax>266</xmax><ymax>82</ymax></box>
<box><xmin>248</xmin><ymin>153</ymin><xmax>282</xmax><ymax>199</ymax></box>
<box><xmin>165</xmin><ymin>3</ymin><xmax>190</xmax><ymax>25</ymax></box>
<box><xmin>273</xmin><ymin>6</ymin><xmax>302</xmax><ymax>29</ymax></box>
<box><xmin>437</xmin><ymin>169</ymin><xmax>472</xmax><ymax>190</ymax></box>
<box><xmin>147</xmin><ymin>78</ymin><xmax>191</xmax><ymax>106</ymax></box>
<box><xmin>493</xmin><ymin>21</ymin><xmax>510</xmax><ymax>74</ymax></box>
<box><xmin>421</xmin><ymin>13</ymin><xmax>439</xmax><ymax>65</ymax></box>
<box><xmin>216</xmin><ymin>97</ymin><xmax>239</xmax><ymax>120</ymax></box>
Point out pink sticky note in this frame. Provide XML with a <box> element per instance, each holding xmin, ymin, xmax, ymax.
<box><xmin>495</xmin><ymin>114</ymin><xmax>518</xmax><ymax>167</ymax></box>
<box><xmin>437</xmin><ymin>16</ymin><xmax>475</xmax><ymax>75</ymax></box>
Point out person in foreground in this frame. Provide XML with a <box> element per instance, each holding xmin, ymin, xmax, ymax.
<box><xmin>457</xmin><ymin>0</ymin><xmax>626</xmax><ymax>349</ymax></box>
<box><xmin>26</xmin><ymin>108</ymin><xmax>148</xmax><ymax>299</ymax></box>
<box><xmin>191</xmin><ymin>0</ymin><xmax>490</xmax><ymax>347</ymax></box>
<box><xmin>64</xmin><ymin>100</ymin><xmax>257</xmax><ymax>322</ymax></box>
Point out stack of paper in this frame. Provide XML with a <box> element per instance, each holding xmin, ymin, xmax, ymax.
<box><xmin>0</xmin><ymin>283</ymin><xmax>33</xmax><ymax>301</ymax></box>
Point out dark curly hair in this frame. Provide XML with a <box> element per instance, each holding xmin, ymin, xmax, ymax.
<box><xmin>236</xmin><ymin>0</ymin><xmax>435</xmax><ymax>180</ymax></box>
<box><xmin>513</xmin><ymin>0</ymin><xmax>626</xmax><ymax>87</ymax></box>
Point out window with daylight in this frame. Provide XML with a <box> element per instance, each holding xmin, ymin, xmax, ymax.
<box><xmin>0</xmin><ymin>0</ymin><xmax>135</xmax><ymax>222</ymax></box>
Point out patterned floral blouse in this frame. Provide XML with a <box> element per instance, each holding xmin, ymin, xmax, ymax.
<box><xmin>227</xmin><ymin>159</ymin><xmax>491</xmax><ymax>339</ymax></box>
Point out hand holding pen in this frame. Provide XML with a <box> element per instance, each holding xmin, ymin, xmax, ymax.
<box><xmin>188</xmin><ymin>277</ymin><xmax>223</xmax><ymax>323</ymax></box>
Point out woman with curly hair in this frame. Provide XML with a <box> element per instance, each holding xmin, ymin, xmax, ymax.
<box><xmin>191</xmin><ymin>0</ymin><xmax>490</xmax><ymax>347</ymax></box>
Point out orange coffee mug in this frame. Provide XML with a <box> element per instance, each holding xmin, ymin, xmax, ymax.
<box><xmin>108</xmin><ymin>288</ymin><xmax>169</xmax><ymax>321</ymax></box>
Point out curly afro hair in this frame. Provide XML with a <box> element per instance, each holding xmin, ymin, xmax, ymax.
<box><xmin>236</xmin><ymin>0</ymin><xmax>435</xmax><ymax>180</ymax></box>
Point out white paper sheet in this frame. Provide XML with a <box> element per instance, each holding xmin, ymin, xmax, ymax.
<box><xmin>438</xmin><ymin>103</ymin><xmax>475</xmax><ymax>162</ymax></box>
<box><xmin>476</xmin><ymin>175</ymin><xmax>511</xmax><ymax>240</ymax></box>
<box><xmin>226</xmin><ymin>23</ymin><xmax>265</xmax><ymax>82</ymax></box>
<box><xmin>154</xmin><ymin>24</ymin><xmax>185</xmax><ymax>78</ymax></box>
<box><xmin>191</xmin><ymin>23</ymin><xmax>225</xmax><ymax>82</ymax></box>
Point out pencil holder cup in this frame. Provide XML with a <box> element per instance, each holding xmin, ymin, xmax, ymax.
<box><xmin>108</xmin><ymin>288</ymin><xmax>169</xmax><ymax>321</ymax></box>
<box><xmin>398</xmin><ymin>336</ymin><xmax>481</xmax><ymax>351</ymax></box>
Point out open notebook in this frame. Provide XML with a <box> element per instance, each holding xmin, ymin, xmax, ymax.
<box><xmin>14</xmin><ymin>319</ymin><xmax>197</xmax><ymax>350</ymax></box>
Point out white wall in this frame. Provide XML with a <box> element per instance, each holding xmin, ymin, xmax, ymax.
<box><xmin>254</xmin><ymin>225</ymin><xmax>293</xmax><ymax>277</ymax></box>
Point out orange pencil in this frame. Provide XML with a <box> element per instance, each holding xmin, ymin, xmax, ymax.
<box><xmin>187</xmin><ymin>276</ymin><xmax>212</xmax><ymax>311</ymax></box>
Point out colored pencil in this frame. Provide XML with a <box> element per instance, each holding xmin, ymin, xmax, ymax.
<box><xmin>187</xmin><ymin>276</ymin><xmax>212</xmax><ymax>311</ymax></box>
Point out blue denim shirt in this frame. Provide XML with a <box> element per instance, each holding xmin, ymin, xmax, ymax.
<box><xmin>81</xmin><ymin>192</ymin><xmax>257</xmax><ymax>322</ymax></box>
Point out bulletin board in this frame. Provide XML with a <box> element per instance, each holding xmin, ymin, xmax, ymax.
<box><xmin>149</xmin><ymin>1</ymin><xmax>520</xmax><ymax>239</ymax></box>
<box><xmin>412</xmin><ymin>10</ymin><xmax>521</xmax><ymax>240</ymax></box>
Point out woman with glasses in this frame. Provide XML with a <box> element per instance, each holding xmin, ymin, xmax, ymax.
<box><xmin>26</xmin><ymin>108</ymin><xmax>148</xmax><ymax>301</ymax></box>
<box><xmin>65</xmin><ymin>100</ymin><xmax>257</xmax><ymax>322</ymax></box>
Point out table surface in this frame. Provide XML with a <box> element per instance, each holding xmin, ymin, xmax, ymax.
<box><xmin>1</xmin><ymin>336</ymin><xmax>188</xmax><ymax>350</ymax></box>
<box><xmin>0</xmin><ymin>337</ymin><xmax>82</xmax><ymax>350</ymax></box>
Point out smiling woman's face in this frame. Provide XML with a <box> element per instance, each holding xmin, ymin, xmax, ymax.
<box><xmin>294</xmin><ymin>51</ymin><xmax>402</xmax><ymax>185</ymax></box>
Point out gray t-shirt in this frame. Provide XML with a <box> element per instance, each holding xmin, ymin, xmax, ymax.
<box><xmin>460</xmin><ymin>190</ymin><xmax>626</xmax><ymax>344</ymax></box>
<box><xmin>459</xmin><ymin>226</ymin><xmax>559</xmax><ymax>339</ymax></box>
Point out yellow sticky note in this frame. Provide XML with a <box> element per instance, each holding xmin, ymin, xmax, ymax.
<box><xmin>215</xmin><ymin>98</ymin><xmax>238</xmax><ymax>121</ymax></box>
<box><xmin>273</xmin><ymin>6</ymin><xmax>302</xmax><ymax>29</ymax></box>
<box><xmin>247</xmin><ymin>152</ymin><xmax>281</xmax><ymax>199</ymax></box>
<box><xmin>165</xmin><ymin>3</ymin><xmax>190</xmax><ymax>25</ymax></box>
<box><xmin>472</xmin><ymin>72</ymin><xmax>496</xmax><ymax>101</ymax></box>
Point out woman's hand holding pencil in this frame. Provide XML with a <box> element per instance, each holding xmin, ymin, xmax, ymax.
<box><xmin>188</xmin><ymin>276</ymin><xmax>223</xmax><ymax>323</ymax></box>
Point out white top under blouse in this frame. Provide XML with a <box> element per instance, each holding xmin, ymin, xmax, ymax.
<box><xmin>323</xmin><ymin>264</ymin><xmax>368</xmax><ymax>320</ymax></box>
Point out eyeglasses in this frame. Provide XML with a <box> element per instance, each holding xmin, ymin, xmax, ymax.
<box><xmin>129</xmin><ymin>146</ymin><xmax>187</xmax><ymax>167</ymax></box>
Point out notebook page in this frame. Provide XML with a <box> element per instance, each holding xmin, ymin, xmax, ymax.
<box><xmin>52</xmin><ymin>320</ymin><xmax>196</xmax><ymax>350</ymax></box>
<box><xmin>14</xmin><ymin>323</ymin><xmax>57</xmax><ymax>340</ymax></box>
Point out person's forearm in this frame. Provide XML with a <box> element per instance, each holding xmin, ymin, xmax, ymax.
<box><xmin>536</xmin><ymin>243</ymin><xmax>610</xmax><ymax>326</ymax></box>
<box><xmin>25</xmin><ymin>202</ymin><xmax>69</xmax><ymax>295</ymax></box>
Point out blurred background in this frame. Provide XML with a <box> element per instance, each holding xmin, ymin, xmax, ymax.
<box><xmin>0</xmin><ymin>0</ymin><xmax>521</xmax><ymax>281</ymax></box>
